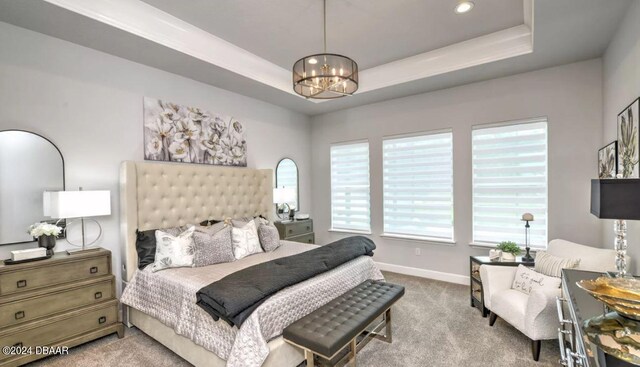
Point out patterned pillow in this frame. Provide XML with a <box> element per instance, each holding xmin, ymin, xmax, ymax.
<box><xmin>192</xmin><ymin>225</ymin><xmax>235</xmax><ymax>266</ymax></box>
<box><xmin>258</xmin><ymin>224</ymin><xmax>281</xmax><ymax>252</ymax></box>
<box><xmin>534</xmin><ymin>251</ymin><xmax>581</xmax><ymax>277</ymax></box>
<box><xmin>150</xmin><ymin>226</ymin><xmax>196</xmax><ymax>272</ymax></box>
<box><xmin>511</xmin><ymin>265</ymin><xmax>561</xmax><ymax>295</ymax></box>
<box><xmin>231</xmin><ymin>220</ymin><xmax>263</xmax><ymax>260</ymax></box>
<box><xmin>136</xmin><ymin>225</ymin><xmax>185</xmax><ymax>270</ymax></box>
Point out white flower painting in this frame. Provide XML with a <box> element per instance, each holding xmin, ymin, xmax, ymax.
<box><xmin>143</xmin><ymin>98</ymin><xmax>247</xmax><ymax>166</ymax></box>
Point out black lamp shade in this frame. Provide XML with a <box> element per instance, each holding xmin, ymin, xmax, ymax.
<box><xmin>591</xmin><ymin>179</ymin><xmax>640</xmax><ymax>220</ymax></box>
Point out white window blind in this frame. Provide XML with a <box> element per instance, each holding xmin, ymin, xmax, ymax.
<box><xmin>383</xmin><ymin>131</ymin><xmax>454</xmax><ymax>240</ymax></box>
<box><xmin>331</xmin><ymin>141</ymin><xmax>370</xmax><ymax>232</ymax></box>
<box><xmin>472</xmin><ymin>119</ymin><xmax>548</xmax><ymax>248</ymax></box>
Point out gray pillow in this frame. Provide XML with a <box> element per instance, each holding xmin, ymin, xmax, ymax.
<box><xmin>192</xmin><ymin>225</ymin><xmax>235</xmax><ymax>266</ymax></box>
<box><xmin>258</xmin><ymin>224</ymin><xmax>281</xmax><ymax>252</ymax></box>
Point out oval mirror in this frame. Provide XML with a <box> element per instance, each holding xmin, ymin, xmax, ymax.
<box><xmin>275</xmin><ymin>158</ymin><xmax>299</xmax><ymax>211</ymax></box>
<box><xmin>0</xmin><ymin>130</ymin><xmax>65</xmax><ymax>245</ymax></box>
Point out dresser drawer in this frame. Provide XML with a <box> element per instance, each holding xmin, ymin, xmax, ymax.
<box><xmin>284</xmin><ymin>220</ymin><xmax>313</xmax><ymax>238</ymax></box>
<box><xmin>0</xmin><ymin>255</ymin><xmax>109</xmax><ymax>296</ymax></box>
<box><xmin>0</xmin><ymin>300</ymin><xmax>118</xmax><ymax>361</ymax></box>
<box><xmin>0</xmin><ymin>277</ymin><xmax>114</xmax><ymax>328</ymax></box>
<box><xmin>288</xmin><ymin>233</ymin><xmax>315</xmax><ymax>244</ymax></box>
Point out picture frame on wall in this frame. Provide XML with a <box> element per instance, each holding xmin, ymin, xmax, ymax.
<box><xmin>617</xmin><ymin>98</ymin><xmax>640</xmax><ymax>178</ymax></box>
<box><xmin>598</xmin><ymin>141</ymin><xmax>618</xmax><ymax>178</ymax></box>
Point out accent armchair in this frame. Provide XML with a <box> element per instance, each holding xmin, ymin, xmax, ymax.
<box><xmin>479</xmin><ymin>239</ymin><xmax>616</xmax><ymax>361</ymax></box>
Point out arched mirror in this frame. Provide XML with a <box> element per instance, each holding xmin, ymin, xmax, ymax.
<box><xmin>275</xmin><ymin>158</ymin><xmax>299</xmax><ymax>211</ymax></box>
<box><xmin>0</xmin><ymin>130</ymin><xmax>65</xmax><ymax>245</ymax></box>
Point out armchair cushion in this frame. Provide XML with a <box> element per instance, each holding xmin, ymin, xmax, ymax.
<box><xmin>511</xmin><ymin>265</ymin><xmax>561</xmax><ymax>295</ymax></box>
<box><xmin>547</xmin><ymin>239</ymin><xmax>617</xmax><ymax>272</ymax></box>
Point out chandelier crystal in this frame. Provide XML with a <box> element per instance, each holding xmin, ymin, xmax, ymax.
<box><xmin>292</xmin><ymin>0</ymin><xmax>358</xmax><ymax>99</ymax></box>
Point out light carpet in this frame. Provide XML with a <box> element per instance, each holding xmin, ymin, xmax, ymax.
<box><xmin>27</xmin><ymin>271</ymin><xmax>559</xmax><ymax>367</ymax></box>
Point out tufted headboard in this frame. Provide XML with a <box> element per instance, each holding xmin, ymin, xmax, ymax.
<box><xmin>119</xmin><ymin>161</ymin><xmax>273</xmax><ymax>282</ymax></box>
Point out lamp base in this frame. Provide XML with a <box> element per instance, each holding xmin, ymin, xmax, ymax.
<box><xmin>66</xmin><ymin>247</ymin><xmax>101</xmax><ymax>255</ymax></box>
<box><xmin>522</xmin><ymin>247</ymin><xmax>534</xmax><ymax>262</ymax></box>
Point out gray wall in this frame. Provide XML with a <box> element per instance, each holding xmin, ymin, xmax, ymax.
<box><xmin>602</xmin><ymin>0</ymin><xmax>640</xmax><ymax>273</ymax></box>
<box><xmin>0</xmin><ymin>22</ymin><xmax>312</xmax><ymax>290</ymax></box>
<box><xmin>311</xmin><ymin>59</ymin><xmax>604</xmax><ymax>278</ymax></box>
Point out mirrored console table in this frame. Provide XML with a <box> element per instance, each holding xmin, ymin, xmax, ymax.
<box><xmin>559</xmin><ymin>269</ymin><xmax>637</xmax><ymax>367</ymax></box>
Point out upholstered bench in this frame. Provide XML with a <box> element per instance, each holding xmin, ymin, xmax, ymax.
<box><xmin>283</xmin><ymin>280</ymin><xmax>404</xmax><ymax>367</ymax></box>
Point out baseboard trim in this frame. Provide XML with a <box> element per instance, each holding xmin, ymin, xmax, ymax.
<box><xmin>376</xmin><ymin>262</ymin><xmax>469</xmax><ymax>285</ymax></box>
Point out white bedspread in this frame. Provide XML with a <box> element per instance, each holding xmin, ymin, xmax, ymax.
<box><xmin>120</xmin><ymin>241</ymin><xmax>384</xmax><ymax>367</ymax></box>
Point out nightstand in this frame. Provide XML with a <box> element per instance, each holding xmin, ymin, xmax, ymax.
<box><xmin>0</xmin><ymin>248</ymin><xmax>123</xmax><ymax>366</ymax></box>
<box><xmin>274</xmin><ymin>219</ymin><xmax>314</xmax><ymax>244</ymax></box>
<box><xmin>470</xmin><ymin>255</ymin><xmax>534</xmax><ymax>317</ymax></box>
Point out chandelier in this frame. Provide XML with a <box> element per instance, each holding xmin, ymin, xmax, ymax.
<box><xmin>292</xmin><ymin>0</ymin><xmax>358</xmax><ymax>99</ymax></box>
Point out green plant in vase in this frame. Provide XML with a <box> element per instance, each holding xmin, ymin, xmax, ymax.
<box><xmin>496</xmin><ymin>241</ymin><xmax>521</xmax><ymax>261</ymax></box>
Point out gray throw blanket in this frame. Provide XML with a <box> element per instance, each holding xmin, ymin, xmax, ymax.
<box><xmin>196</xmin><ymin>236</ymin><xmax>376</xmax><ymax>327</ymax></box>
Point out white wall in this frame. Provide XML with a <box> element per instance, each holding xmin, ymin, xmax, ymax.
<box><xmin>602</xmin><ymin>0</ymin><xmax>640</xmax><ymax>273</ymax></box>
<box><xmin>0</xmin><ymin>22</ymin><xmax>312</xmax><ymax>291</ymax></box>
<box><xmin>311</xmin><ymin>59</ymin><xmax>604</xmax><ymax>278</ymax></box>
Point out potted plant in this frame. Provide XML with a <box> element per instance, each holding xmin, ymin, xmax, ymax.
<box><xmin>496</xmin><ymin>241</ymin><xmax>521</xmax><ymax>261</ymax></box>
<box><xmin>28</xmin><ymin>222</ymin><xmax>62</xmax><ymax>255</ymax></box>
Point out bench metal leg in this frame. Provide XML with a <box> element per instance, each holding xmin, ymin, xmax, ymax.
<box><xmin>305</xmin><ymin>349</ymin><xmax>315</xmax><ymax>367</ymax></box>
<box><xmin>385</xmin><ymin>308</ymin><xmax>392</xmax><ymax>343</ymax></box>
<box><xmin>350</xmin><ymin>339</ymin><xmax>357</xmax><ymax>366</ymax></box>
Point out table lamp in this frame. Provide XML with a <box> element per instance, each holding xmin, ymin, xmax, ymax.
<box><xmin>273</xmin><ymin>187</ymin><xmax>296</xmax><ymax>221</ymax></box>
<box><xmin>591</xmin><ymin>179</ymin><xmax>640</xmax><ymax>277</ymax></box>
<box><xmin>44</xmin><ymin>188</ymin><xmax>111</xmax><ymax>254</ymax></box>
<box><xmin>521</xmin><ymin>213</ymin><xmax>535</xmax><ymax>262</ymax></box>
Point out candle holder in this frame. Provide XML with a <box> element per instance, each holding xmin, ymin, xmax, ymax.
<box><xmin>521</xmin><ymin>212</ymin><xmax>535</xmax><ymax>262</ymax></box>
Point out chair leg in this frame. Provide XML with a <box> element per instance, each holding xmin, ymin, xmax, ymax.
<box><xmin>531</xmin><ymin>339</ymin><xmax>541</xmax><ymax>361</ymax></box>
<box><xmin>489</xmin><ymin>312</ymin><xmax>498</xmax><ymax>326</ymax></box>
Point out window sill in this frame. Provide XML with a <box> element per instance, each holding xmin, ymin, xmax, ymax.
<box><xmin>381</xmin><ymin>233</ymin><xmax>456</xmax><ymax>246</ymax></box>
<box><xmin>469</xmin><ymin>242</ymin><xmax>546</xmax><ymax>251</ymax></box>
<box><xmin>328</xmin><ymin>228</ymin><xmax>372</xmax><ymax>235</ymax></box>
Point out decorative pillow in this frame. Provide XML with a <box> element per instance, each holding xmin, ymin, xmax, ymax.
<box><xmin>534</xmin><ymin>251</ymin><xmax>581</xmax><ymax>277</ymax></box>
<box><xmin>258</xmin><ymin>224</ymin><xmax>281</xmax><ymax>252</ymax></box>
<box><xmin>135</xmin><ymin>225</ymin><xmax>184</xmax><ymax>270</ymax></box>
<box><xmin>231</xmin><ymin>220</ymin><xmax>263</xmax><ymax>260</ymax></box>
<box><xmin>150</xmin><ymin>226</ymin><xmax>196</xmax><ymax>272</ymax></box>
<box><xmin>192</xmin><ymin>225</ymin><xmax>235</xmax><ymax>266</ymax></box>
<box><xmin>511</xmin><ymin>265</ymin><xmax>561</xmax><ymax>295</ymax></box>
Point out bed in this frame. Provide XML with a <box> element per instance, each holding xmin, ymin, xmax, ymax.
<box><xmin>118</xmin><ymin>161</ymin><xmax>383</xmax><ymax>367</ymax></box>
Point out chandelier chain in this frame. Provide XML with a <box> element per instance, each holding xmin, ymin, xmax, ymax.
<box><xmin>323</xmin><ymin>0</ymin><xmax>327</xmax><ymax>53</ymax></box>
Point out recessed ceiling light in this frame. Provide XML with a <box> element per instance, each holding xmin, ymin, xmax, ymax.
<box><xmin>455</xmin><ymin>1</ymin><xmax>474</xmax><ymax>14</ymax></box>
<box><xmin>308</xmin><ymin>58</ymin><xmax>318</xmax><ymax>65</ymax></box>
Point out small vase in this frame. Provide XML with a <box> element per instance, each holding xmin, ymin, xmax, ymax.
<box><xmin>501</xmin><ymin>252</ymin><xmax>516</xmax><ymax>262</ymax></box>
<box><xmin>38</xmin><ymin>235</ymin><xmax>56</xmax><ymax>256</ymax></box>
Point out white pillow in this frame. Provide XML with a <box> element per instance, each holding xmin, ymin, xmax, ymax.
<box><xmin>151</xmin><ymin>226</ymin><xmax>195</xmax><ymax>272</ymax></box>
<box><xmin>232</xmin><ymin>220</ymin><xmax>263</xmax><ymax>260</ymax></box>
<box><xmin>534</xmin><ymin>250</ymin><xmax>580</xmax><ymax>277</ymax></box>
<box><xmin>511</xmin><ymin>265</ymin><xmax>561</xmax><ymax>295</ymax></box>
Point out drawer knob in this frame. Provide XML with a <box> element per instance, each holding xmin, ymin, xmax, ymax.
<box><xmin>288</xmin><ymin>229</ymin><xmax>293</xmax><ymax>234</ymax></box>
<box><xmin>90</xmin><ymin>266</ymin><xmax>98</xmax><ymax>274</ymax></box>
<box><xmin>16</xmin><ymin>280</ymin><xmax>27</xmax><ymax>288</ymax></box>
<box><xmin>308</xmin><ymin>239</ymin><xmax>312</xmax><ymax>243</ymax></box>
<box><xmin>306</xmin><ymin>226</ymin><xmax>310</xmax><ymax>231</ymax></box>
<box><xmin>95</xmin><ymin>291</ymin><xmax>103</xmax><ymax>300</ymax></box>
<box><xmin>15</xmin><ymin>311</ymin><xmax>25</xmax><ymax>320</ymax></box>
<box><xmin>98</xmin><ymin>316</ymin><xmax>106</xmax><ymax>324</ymax></box>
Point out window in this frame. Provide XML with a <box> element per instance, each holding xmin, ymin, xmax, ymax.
<box><xmin>330</xmin><ymin>141</ymin><xmax>370</xmax><ymax>232</ymax></box>
<box><xmin>383</xmin><ymin>131</ymin><xmax>454</xmax><ymax>241</ymax></box>
<box><xmin>472</xmin><ymin>119</ymin><xmax>548</xmax><ymax>248</ymax></box>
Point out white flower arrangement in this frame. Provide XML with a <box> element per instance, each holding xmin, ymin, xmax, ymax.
<box><xmin>28</xmin><ymin>222</ymin><xmax>62</xmax><ymax>238</ymax></box>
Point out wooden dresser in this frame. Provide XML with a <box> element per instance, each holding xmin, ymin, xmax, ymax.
<box><xmin>0</xmin><ymin>248</ymin><xmax>123</xmax><ymax>367</ymax></box>
<box><xmin>274</xmin><ymin>219</ymin><xmax>314</xmax><ymax>244</ymax></box>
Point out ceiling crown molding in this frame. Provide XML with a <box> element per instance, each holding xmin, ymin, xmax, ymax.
<box><xmin>43</xmin><ymin>0</ymin><xmax>533</xmax><ymax>104</ymax></box>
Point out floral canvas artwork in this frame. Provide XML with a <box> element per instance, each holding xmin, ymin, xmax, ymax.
<box><xmin>143</xmin><ymin>98</ymin><xmax>247</xmax><ymax>166</ymax></box>
<box><xmin>617</xmin><ymin>98</ymin><xmax>640</xmax><ymax>178</ymax></box>
<box><xmin>598</xmin><ymin>141</ymin><xmax>617</xmax><ymax>179</ymax></box>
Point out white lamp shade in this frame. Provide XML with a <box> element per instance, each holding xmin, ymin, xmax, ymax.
<box><xmin>43</xmin><ymin>190</ymin><xmax>111</xmax><ymax>218</ymax></box>
<box><xmin>273</xmin><ymin>187</ymin><xmax>296</xmax><ymax>205</ymax></box>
